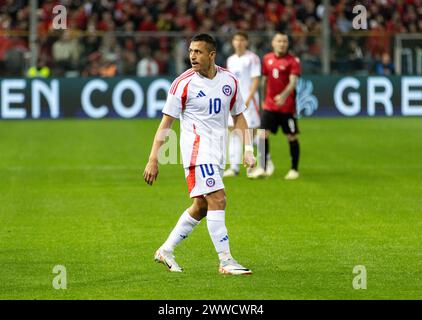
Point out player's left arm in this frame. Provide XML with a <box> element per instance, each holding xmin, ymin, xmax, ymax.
<box><xmin>232</xmin><ymin>113</ymin><xmax>256</xmax><ymax>168</ymax></box>
<box><xmin>274</xmin><ymin>74</ymin><xmax>298</xmax><ymax>106</ymax></box>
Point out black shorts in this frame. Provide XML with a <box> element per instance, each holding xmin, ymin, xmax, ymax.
<box><xmin>261</xmin><ymin>110</ymin><xmax>299</xmax><ymax>135</ymax></box>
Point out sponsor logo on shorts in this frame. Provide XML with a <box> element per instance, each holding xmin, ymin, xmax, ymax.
<box><xmin>206</xmin><ymin>177</ymin><xmax>215</xmax><ymax>187</ymax></box>
<box><xmin>222</xmin><ymin>85</ymin><xmax>232</xmax><ymax>96</ymax></box>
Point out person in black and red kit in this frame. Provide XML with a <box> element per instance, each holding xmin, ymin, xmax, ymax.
<box><xmin>249</xmin><ymin>32</ymin><xmax>301</xmax><ymax>180</ymax></box>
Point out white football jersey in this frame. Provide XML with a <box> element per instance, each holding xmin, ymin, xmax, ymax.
<box><xmin>226</xmin><ymin>50</ymin><xmax>261</xmax><ymax>114</ymax></box>
<box><xmin>162</xmin><ymin>66</ymin><xmax>246</xmax><ymax>169</ymax></box>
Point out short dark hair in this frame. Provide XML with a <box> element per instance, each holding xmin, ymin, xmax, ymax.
<box><xmin>233</xmin><ymin>31</ymin><xmax>248</xmax><ymax>41</ymax></box>
<box><xmin>273</xmin><ymin>31</ymin><xmax>288</xmax><ymax>39</ymax></box>
<box><xmin>191</xmin><ymin>33</ymin><xmax>217</xmax><ymax>52</ymax></box>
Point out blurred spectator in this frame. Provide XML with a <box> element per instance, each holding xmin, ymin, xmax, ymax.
<box><xmin>0</xmin><ymin>13</ymin><xmax>13</xmax><ymax>72</ymax></box>
<box><xmin>348</xmin><ymin>39</ymin><xmax>364</xmax><ymax>72</ymax></box>
<box><xmin>137</xmin><ymin>46</ymin><xmax>159</xmax><ymax>76</ymax></box>
<box><xmin>156</xmin><ymin>12</ymin><xmax>174</xmax><ymax>31</ymax></box>
<box><xmin>336</xmin><ymin>11</ymin><xmax>352</xmax><ymax>33</ymax></box>
<box><xmin>82</xmin><ymin>33</ymin><xmax>101</xmax><ymax>59</ymax></box>
<box><xmin>120</xmin><ymin>38</ymin><xmax>138</xmax><ymax>75</ymax></box>
<box><xmin>52</xmin><ymin>30</ymin><xmax>81</xmax><ymax>75</ymax></box>
<box><xmin>3</xmin><ymin>38</ymin><xmax>27</xmax><ymax>76</ymax></box>
<box><xmin>97</xmin><ymin>11</ymin><xmax>115</xmax><ymax>31</ymax></box>
<box><xmin>81</xmin><ymin>52</ymin><xmax>101</xmax><ymax>77</ymax></box>
<box><xmin>118</xmin><ymin>20</ymin><xmax>136</xmax><ymax>47</ymax></box>
<box><xmin>138</xmin><ymin>8</ymin><xmax>157</xmax><ymax>31</ymax></box>
<box><xmin>297</xmin><ymin>0</ymin><xmax>319</xmax><ymax>24</ymax></box>
<box><xmin>332</xmin><ymin>33</ymin><xmax>350</xmax><ymax>73</ymax></box>
<box><xmin>153</xmin><ymin>50</ymin><xmax>170</xmax><ymax>75</ymax></box>
<box><xmin>99</xmin><ymin>57</ymin><xmax>118</xmax><ymax>77</ymax></box>
<box><xmin>27</xmin><ymin>57</ymin><xmax>51</xmax><ymax>77</ymax></box>
<box><xmin>374</xmin><ymin>52</ymin><xmax>395</xmax><ymax>75</ymax></box>
<box><xmin>99</xmin><ymin>34</ymin><xmax>121</xmax><ymax>64</ymax></box>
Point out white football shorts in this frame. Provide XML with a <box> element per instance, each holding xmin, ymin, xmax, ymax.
<box><xmin>184</xmin><ymin>164</ymin><xmax>225</xmax><ymax>198</ymax></box>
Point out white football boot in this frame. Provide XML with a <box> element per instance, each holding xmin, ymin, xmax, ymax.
<box><xmin>265</xmin><ymin>158</ymin><xmax>275</xmax><ymax>176</ymax></box>
<box><xmin>223</xmin><ymin>168</ymin><xmax>239</xmax><ymax>177</ymax></box>
<box><xmin>247</xmin><ymin>166</ymin><xmax>266</xmax><ymax>179</ymax></box>
<box><xmin>246</xmin><ymin>167</ymin><xmax>255</xmax><ymax>178</ymax></box>
<box><xmin>219</xmin><ymin>258</ymin><xmax>252</xmax><ymax>275</ymax></box>
<box><xmin>154</xmin><ymin>248</ymin><xmax>183</xmax><ymax>272</ymax></box>
<box><xmin>284</xmin><ymin>169</ymin><xmax>299</xmax><ymax>180</ymax></box>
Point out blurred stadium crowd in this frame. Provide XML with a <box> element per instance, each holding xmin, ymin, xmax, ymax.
<box><xmin>0</xmin><ymin>0</ymin><xmax>421</xmax><ymax>77</ymax></box>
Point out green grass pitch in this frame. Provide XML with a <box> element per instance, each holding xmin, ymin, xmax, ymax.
<box><xmin>0</xmin><ymin>117</ymin><xmax>421</xmax><ymax>299</ymax></box>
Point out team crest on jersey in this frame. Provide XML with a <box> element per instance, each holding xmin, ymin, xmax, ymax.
<box><xmin>222</xmin><ymin>85</ymin><xmax>232</xmax><ymax>96</ymax></box>
<box><xmin>206</xmin><ymin>178</ymin><xmax>215</xmax><ymax>187</ymax></box>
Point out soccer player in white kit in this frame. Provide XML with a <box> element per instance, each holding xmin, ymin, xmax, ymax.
<box><xmin>143</xmin><ymin>34</ymin><xmax>256</xmax><ymax>275</ymax></box>
<box><xmin>224</xmin><ymin>31</ymin><xmax>262</xmax><ymax>177</ymax></box>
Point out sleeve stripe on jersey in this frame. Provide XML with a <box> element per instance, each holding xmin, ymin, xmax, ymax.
<box><xmin>228</xmin><ymin>75</ymin><xmax>238</xmax><ymax>111</ymax></box>
<box><xmin>169</xmin><ymin>68</ymin><xmax>193</xmax><ymax>93</ymax></box>
<box><xmin>217</xmin><ymin>66</ymin><xmax>237</xmax><ymax>78</ymax></box>
<box><xmin>170</xmin><ymin>69</ymin><xmax>195</xmax><ymax>95</ymax></box>
<box><xmin>181</xmin><ymin>80</ymin><xmax>191</xmax><ymax>111</ymax></box>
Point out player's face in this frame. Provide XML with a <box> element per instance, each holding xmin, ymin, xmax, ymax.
<box><xmin>189</xmin><ymin>41</ymin><xmax>215</xmax><ymax>73</ymax></box>
<box><xmin>232</xmin><ymin>35</ymin><xmax>248</xmax><ymax>54</ymax></box>
<box><xmin>272</xmin><ymin>34</ymin><xmax>289</xmax><ymax>56</ymax></box>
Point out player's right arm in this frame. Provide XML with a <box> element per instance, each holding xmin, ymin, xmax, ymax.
<box><xmin>261</xmin><ymin>55</ymin><xmax>268</xmax><ymax>107</ymax></box>
<box><xmin>245</xmin><ymin>54</ymin><xmax>261</xmax><ymax>107</ymax></box>
<box><xmin>232</xmin><ymin>112</ymin><xmax>256</xmax><ymax>169</ymax></box>
<box><xmin>245</xmin><ymin>76</ymin><xmax>260</xmax><ymax>107</ymax></box>
<box><xmin>144</xmin><ymin>72</ymin><xmax>187</xmax><ymax>185</ymax></box>
<box><xmin>143</xmin><ymin>114</ymin><xmax>175</xmax><ymax>186</ymax></box>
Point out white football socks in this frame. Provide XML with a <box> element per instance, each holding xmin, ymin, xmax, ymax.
<box><xmin>161</xmin><ymin>210</ymin><xmax>200</xmax><ymax>253</ymax></box>
<box><xmin>206</xmin><ymin>210</ymin><xmax>233</xmax><ymax>261</ymax></box>
<box><xmin>229</xmin><ymin>132</ymin><xmax>242</xmax><ymax>172</ymax></box>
